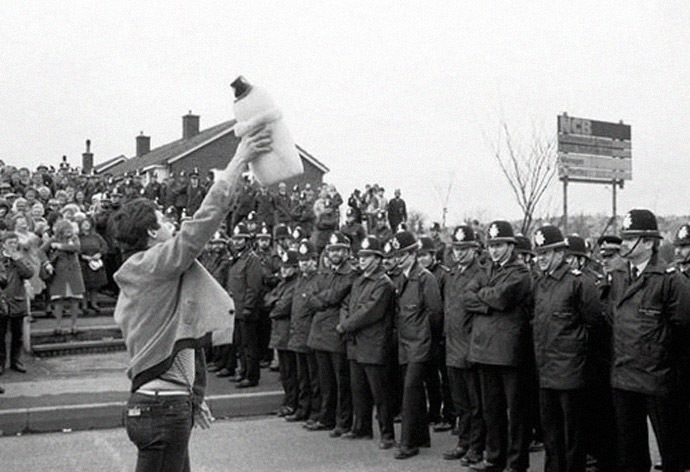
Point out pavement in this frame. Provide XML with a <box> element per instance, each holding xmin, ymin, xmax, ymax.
<box><xmin>1</xmin><ymin>415</ymin><xmax>542</xmax><ymax>472</ymax></box>
<box><xmin>0</xmin><ymin>350</ymin><xmax>283</xmax><ymax>435</ymax></box>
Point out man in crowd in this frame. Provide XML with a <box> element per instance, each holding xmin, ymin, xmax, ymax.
<box><xmin>225</xmin><ymin>222</ymin><xmax>264</xmax><ymax>388</ymax></box>
<box><xmin>286</xmin><ymin>240</ymin><xmax>321</xmax><ymax>424</ymax></box>
<box><xmin>605</xmin><ymin>209</ymin><xmax>690</xmax><ymax>471</ymax></box>
<box><xmin>338</xmin><ymin>235</ymin><xmax>396</xmax><ymax>448</ymax></box>
<box><xmin>186</xmin><ymin>169</ymin><xmax>206</xmax><ymax>217</ymax></box>
<box><xmin>306</xmin><ymin>232</ymin><xmax>356</xmax><ymax>434</ymax></box>
<box><xmin>531</xmin><ymin>225</ymin><xmax>603</xmax><ymax>472</ymax></box>
<box><xmin>418</xmin><ymin>236</ymin><xmax>454</xmax><ymax>432</ymax></box>
<box><xmin>387</xmin><ymin>188</ymin><xmax>407</xmax><ymax>232</ymax></box>
<box><xmin>391</xmin><ymin>230</ymin><xmax>443</xmax><ymax>459</ymax></box>
<box><xmin>466</xmin><ymin>220</ymin><xmax>532</xmax><ymax>472</ymax></box>
<box><xmin>442</xmin><ymin>225</ymin><xmax>486</xmax><ymax>466</ymax></box>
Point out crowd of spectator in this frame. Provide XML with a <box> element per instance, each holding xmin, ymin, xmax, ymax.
<box><xmin>0</xmin><ymin>158</ymin><xmax>415</xmax><ymax>378</ymax></box>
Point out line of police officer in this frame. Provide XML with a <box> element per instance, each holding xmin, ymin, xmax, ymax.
<box><xmin>214</xmin><ymin>207</ymin><xmax>690</xmax><ymax>471</ymax></box>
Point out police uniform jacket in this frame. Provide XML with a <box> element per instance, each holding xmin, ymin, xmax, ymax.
<box><xmin>287</xmin><ymin>270</ymin><xmax>320</xmax><ymax>353</ymax></box>
<box><xmin>306</xmin><ymin>261</ymin><xmax>356</xmax><ymax>353</ymax></box>
<box><xmin>532</xmin><ymin>262</ymin><xmax>603</xmax><ymax>390</ymax></box>
<box><xmin>606</xmin><ymin>256</ymin><xmax>690</xmax><ymax>396</ymax></box>
<box><xmin>466</xmin><ymin>255</ymin><xmax>532</xmax><ymax>367</ymax></box>
<box><xmin>0</xmin><ymin>254</ymin><xmax>34</xmax><ymax>316</ymax></box>
<box><xmin>340</xmin><ymin>266</ymin><xmax>395</xmax><ymax>365</ymax></box>
<box><xmin>224</xmin><ymin>248</ymin><xmax>263</xmax><ymax>322</ymax></box>
<box><xmin>267</xmin><ymin>274</ymin><xmax>297</xmax><ymax>350</ymax></box>
<box><xmin>396</xmin><ymin>262</ymin><xmax>443</xmax><ymax>364</ymax></box>
<box><xmin>444</xmin><ymin>258</ymin><xmax>486</xmax><ymax>369</ymax></box>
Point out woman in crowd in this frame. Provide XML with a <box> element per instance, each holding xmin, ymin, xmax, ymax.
<box><xmin>12</xmin><ymin>213</ymin><xmax>46</xmax><ymax>305</ymax></box>
<box><xmin>78</xmin><ymin>217</ymin><xmax>108</xmax><ymax>314</ymax></box>
<box><xmin>44</xmin><ymin>219</ymin><xmax>84</xmax><ymax>334</ymax></box>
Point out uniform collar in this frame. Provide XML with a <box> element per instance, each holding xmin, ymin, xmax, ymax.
<box><xmin>547</xmin><ymin>262</ymin><xmax>570</xmax><ymax>281</ymax></box>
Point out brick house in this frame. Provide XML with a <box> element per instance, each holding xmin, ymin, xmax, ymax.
<box><xmin>92</xmin><ymin>112</ymin><xmax>328</xmax><ymax>186</ymax></box>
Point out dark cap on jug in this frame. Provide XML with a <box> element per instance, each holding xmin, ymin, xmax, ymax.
<box><xmin>231</xmin><ymin>76</ymin><xmax>253</xmax><ymax>100</ymax></box>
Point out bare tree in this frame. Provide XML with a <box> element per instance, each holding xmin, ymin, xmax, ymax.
<box><xmin>487</xmin><ymin>119</ymin><xmax>557</xmax><ymax>234</ymax></box>
<box><xmin>433</xmin><ymin>170</ymin><xmax>455</xmax><ymax>229</ymax></box>
<box><xmin>406</xmin><ymin>210</ymin><xmax>427</xmax><ymax>234</ymax></box>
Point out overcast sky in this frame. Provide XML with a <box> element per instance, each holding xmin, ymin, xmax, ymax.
<box><xmin>2</xmin><ymin>1</ymin><xmax>689</xmax><ymax>225</ymax></box>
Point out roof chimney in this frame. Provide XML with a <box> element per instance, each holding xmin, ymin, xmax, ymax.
<box><xmin>136</xmin><ymin>131</ymin><xmax>151</xmax><ymax>157</ymax></box>
<box><xmin>182</xmin><ymin>111</ymin><xmax>200</xmax><ymax>139</ymax></box>
<box><xmin>82</xmin><ymin>139</ymin><xmax>94</xmax><ymax>174</ymax></box>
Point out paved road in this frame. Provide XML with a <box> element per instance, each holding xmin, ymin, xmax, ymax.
<box><xmin>1</xmin><ymin>416</ymin><xmax>545</xmax><ymax>472</ymax></box>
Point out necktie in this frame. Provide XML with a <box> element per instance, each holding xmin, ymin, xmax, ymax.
<box><xmin>631</xmin><ymin>266</ymin><xmax>639</xmax><ymax>280</ymax></box>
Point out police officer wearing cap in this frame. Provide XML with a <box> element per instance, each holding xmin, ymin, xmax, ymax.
<box><xmin>442</xmin><ymin>225</ymin><xmax>486</xmax><ymax>465</ymax></box>
<box><xmin>465</xmin><ymin>220</ymin><xmax>532</xmax><ymax>472</ymax></box>
<box><xmin>341</xmin><ymin>207</ymin><xmax>367</xmax><ymax>254</ymax></box>
<box><xmin>265</xmin><ymin>249</ymin><xmax>300</xmax><ymax>418</ymax></box>
<box><xmin>607</xmin><ymin>209</ymin><xmax>690</xmax><ymax>471</ymax></box>
<box><xmin>285</xmin><ymin>240</ymin><xmax>322</xmax><ymax>424</ymax></box>
<box><xmin>531</xmin><ymin>225</ymin><xmax>603</xmax><ymax>472</ymax></box>
<box><xmin>569</xmin><ymin>233</ymin><xmax>618</xmax><ymax>472</ymax></box>
<box><xmin>305</xmin><ymin>232</ymin><xmax>357</xmax><ymax>434</ymax></box>
<box><xmin>255</xmin><ymin>223</ymin><xmax>282</xmax><ymax>367</ymax></box>
<box><xmin>224</xmin><ymin>223</ymin><xmax>264</xmax><ymax>388</ymax></box>
<box><xmin>418</xmin><ymin>236</ymin><xmax>454</xmax><ymax>432</ymax></box>
<box><xmin>672</xmin><ymin>224</ymin><xmax>690</xmax><ymax>470</ymax></box>
<box><xmin>337</xmin><ymin>235</ymin><xmax>397</xmax><ymax>448</ymax></box>
<box><xmin>390</xmin><ymin>230</ymin><xmax>443</xmax><ymax>459</ymax></box>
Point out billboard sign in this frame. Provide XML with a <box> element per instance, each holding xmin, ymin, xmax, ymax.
<box><xmin>557</xmin><ymin>114</ymin><xmax>631</xmax><ymax>181</ymax></box>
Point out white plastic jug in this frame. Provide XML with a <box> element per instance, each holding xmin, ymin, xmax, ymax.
<box><xmin>231</xmin><ymin>76</ymin><xmax>304</xmax><ymax>186</ymax></box>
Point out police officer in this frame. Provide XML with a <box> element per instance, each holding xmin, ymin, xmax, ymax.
<box><xmin>671</xmin><ymin>224</ymin><xmax>690</xmax><ymax>470</ymax></box>
<box><xmin>266</xmin><ymin>249</ymin><xmax>300</xmax><ymax>417</ymax></box>
<box><xmin>285</xmin><ymin>240</ymin><xmax>322</xmax><ymax>425</ymax></box>
<box><xmin>391</xmin><ymin>231</ymin><xmax>443</xmax><ymax>459</ymax></box>
<box><xmin>338</xmin><ymin>235</ymin><xmax>396</xmax><ymax>448</ymax></box>
<box><xmin>418</xmin><ymin>236</ymin><xmax>454</xmax><ymax>431</ymax></box>
<box><xmin>532</xmin><ymin>225</ymin><xmax>603</xmax><ymax>472</ymax></box>
<box><xmin>256</xmin><ymin>223</ymin><xmax>282</xmax><ymax>367</ymax></box>
<box><xmin>571</xmin><ymin>234</ymin><xmax>617</xmax><ymax>472</ymax></box>
<box><xmin>341</xmin><ymin>207</ymin><xmax>367</xmax><ymax>254</ymax></box>
<box><xmin>225</xmin><ymin>223</ymin><xmax>264</xmax><ymax>388</ymax></box>
<box><xmin>305</xmin><ymin>232</ymin><xmax>356</xmax><ymax>434</ymax></box>
<box><xmin>442</xmin><ymin>225</ymin><xmax>486</xmax><ymax>466</ymax></box>
<box><xmin>608</xmin><ymin>209</ymin><xmax>690</xmax><ymax>471</ymax></box>
<box><xmin>466</xmin><ymin>220</ymin><xmax>532</xmax><ymax>472</ymax></box>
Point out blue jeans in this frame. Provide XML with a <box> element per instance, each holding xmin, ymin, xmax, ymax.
<box><xmin>125</xmin><ymin>392</ymin><xmax>193</xmax><ymax>472</ymax></box>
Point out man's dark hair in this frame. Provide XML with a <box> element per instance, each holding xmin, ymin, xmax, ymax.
<box><xmin>111</xmin><ymin>198</ymin><xmax>160</xmax><ymax>252</ymax></box>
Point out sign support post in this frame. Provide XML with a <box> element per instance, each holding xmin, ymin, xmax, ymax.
<box><xmin>563</xmin><ymin>177</ymin><xmax>568</xmax><ymax>233</ymax></box>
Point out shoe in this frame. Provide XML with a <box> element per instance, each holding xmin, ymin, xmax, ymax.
<box><xmin>460</xmin><ymin>451</ymin><xmax>483</xmax><ymax>467</ymax></box>
<box><xmin>276</xmin><ymin>406</ymin><xmax>294</xmax><ymax>417</ymax></box>
<box><xmin>329</xmin><ymin>428</ymin><xmax>348</xmax><ymax>438</ymax></box>
<box><xmin>379</xmin><ymin>438</ymin><xmax>396</xmax><ymax>450</ymax></box>
<box><xmin>443</xmin><ymin>446</ymin><xmax>469</xmax><ymax>460</ymax></box>
<box><xmin>235</xmin><ymin>379</ymin><xmax>258</xmax><ymax>388</ymax></box>
<box><xmin>269</xmin><ymin>359</ymin><xmax>280</xmax><ymax>371</ymax></box>
<box><xmin>434</xmin><ymin>421</ymin><xmax>453</xmax><ymax>432</ymax></box>
<box><xmin>207</xmin><ymin>364</ymin><xmax>222</xmax><ymax>372</ymax></box>
<box><xmin>653</xmin><ymin>462</ymin><xmax>663</xmax><ymax>471</ymax></box>
<box><xmin>10</xmin><ymin>362</ymin><xmax>26</xmax><ymax>373</ymax></box>
<box><xmin>305</xmin><ymin>421</ymin><xmax>334</xmax><ymax>431</ymax></box>
<box><xmin>216</xmin><ymin>368</ymin><xmax>233</xmax><ymax>378</ymax></box>
<box><xmin>340</xmin><ymin>431</ymin><xmax>373</xmax><ymax>440</ymax></box>
<box><xmin>394</xmin><ymin>447</ymin><xmax>419</xmax><ymax>459</ymax></box>
<box><xmin>470</xmin><ymin>459</ymin><xmax>503</xmax><ymax>471</ymax></box>
<box><xmin>285</xmin><ymin>412</ymin><xmax>308</xmax><ymax>422</ymax></box>
<box><xmin>232</xmin><ymin>374</ymin><xmax>245</xmax><ymax>382</ymax></box>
